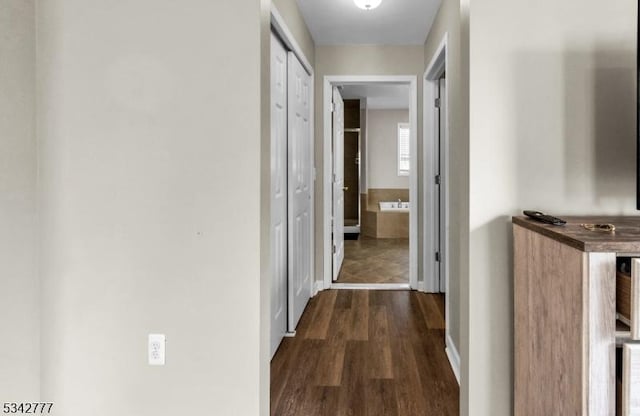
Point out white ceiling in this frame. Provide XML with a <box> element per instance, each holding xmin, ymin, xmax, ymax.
<box><xmin>296</xmin><ymin>0</ymin><xmax>442</xmax><ymax>45</ymax></box>
<box><xmin>341</xmin><ymin>84</ymin><xmax>410</xmax><ymax>110</ymax></box>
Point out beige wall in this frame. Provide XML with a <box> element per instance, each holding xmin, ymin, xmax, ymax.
<box><xmin>468</xmin><ymin>0</ymin><xmax>636</xmax><ymax>414</ymax></box>
<box><xmin>259</xmin><ymin>0</ymin><xmax>271</xmax><ymax>413</ymax></box>
<box><xmin>423</xmin><ymin>0</ymin><xmax>468</xmax><ymax>389</ymax></box>
<box><xmin>314</xmin><ymin>45</ymin><xmax>425</xmax><ymax>282</ymax></box>
<box><xmin>367</xmin><ymin>109</ymin><xmax>410</xmax><ymax>190</ymax></box>
<box><xmin>272</xmin><ymin>0</ymin><xmax>315</xmax><ymax>66</ymax></box>
<box><xmin>0</xmin><ymin>0</ymin><xmax>39</xmax><ymax>400</ymax></box>
<box><xmin>37</xmin><ymin>1</ymin><xmax>268</xmax><ymax>415</ymax></box>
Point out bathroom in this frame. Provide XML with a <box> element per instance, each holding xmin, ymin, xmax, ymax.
<box><xmin>336</xmin><ymin>83</ymin><xmax>411</xmax><ymax>284</ymax></box>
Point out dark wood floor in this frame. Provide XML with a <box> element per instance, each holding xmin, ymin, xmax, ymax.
<box><xmin>271</xmin><ymin>290</ymin><xmax>459</xmax><ymax>416</ymax></box>
<box><xmin>337</xmin><ymin>237</ymin><xmax>409</xmax><ymax>284</ymax></box>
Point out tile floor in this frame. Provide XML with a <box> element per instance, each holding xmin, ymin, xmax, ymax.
<box><xmin>337</xmin><ymin>236</ymin><xmax>409</xmax><ymax>284</ymax></box>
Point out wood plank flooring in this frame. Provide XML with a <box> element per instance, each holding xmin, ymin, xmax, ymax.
<box><xmin>271</xmin><ymin>290</ymin><xmax>458</xmax><ymax>416</ymax></box>
<box><xmin>337</xmin><ymin>237</ymin><xmax>409</xmax><ymax>284</ymax></box>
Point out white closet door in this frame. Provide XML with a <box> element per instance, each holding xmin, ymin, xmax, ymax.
<box><xmin>270</xmin><ymin>33</ymin><xmax>288</xmax><ymax>358</ymax></box>
<box><xmin>332</xmin><ymin>87</ymin><xmax>345</xmax><ymax>280</ymax></box>
<box><xmin>287</xmin><ymin>51</ymin><xmax>312</xmax><ymax>331</ymax></box>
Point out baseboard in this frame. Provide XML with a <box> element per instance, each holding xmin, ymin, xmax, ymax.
<box><xmin>417</xmin><ymin>281</ymin><xmax>425</xmax><ymax>292</ymax></box>
<box><xmin>314</xmin><ymin>280</ymin><xmax>324</xmax><ymax>296</ymax></box>
<box><xmin>445</xmin><ymin>332</ymin><xmax>461</xmax><ymax>384</ymax></box>
<box><xmin>422</xmin><ymin>277</ymin><xmax>440</xmax><ymax>293</ymax></box>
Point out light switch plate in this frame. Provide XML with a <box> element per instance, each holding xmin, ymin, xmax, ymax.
<box><xmin>148</xmin><ymin>334</ymin><xmax>166</xmax><ymax>366</ymax></box>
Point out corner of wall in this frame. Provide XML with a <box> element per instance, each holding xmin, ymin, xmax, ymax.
<box><xmin>260</xmin><ymin>1</ymin><xmax>272</xmax><ymax>414</ymax></box>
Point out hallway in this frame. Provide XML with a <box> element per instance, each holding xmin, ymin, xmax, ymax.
<box><xmin>270</xmin><ymin>290</ymin><xmax>459</xmax><ymax>415</ymax></box>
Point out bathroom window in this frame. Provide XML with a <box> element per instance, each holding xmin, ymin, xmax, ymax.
<box><xmin>397</xmin><ymin>123</ymin><xmax>410</xmax><ymax>176</ymax></box>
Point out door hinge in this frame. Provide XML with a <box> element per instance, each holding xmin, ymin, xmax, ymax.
<box><xmin>435</xmin><ymin>252</ymin><xmax>441</xmax><ymax>262</ymax></box>
<box><xmin>330</xmin><ymin>102</ymin><xmax>335</xmax><ymax>112</ymax></box>
<box><xmin>435</xmin><ymin>98</ymin><xmax>441</xmax><ymax>108</ymax></box>
<box><xmin>435</xmin><ymin>174</ymin><xmax>441</xmax><ymax>185</ymax></box>
<box><xmin>333</xmin><ymin>245</ymin><xmax>337</xmax><ymax>254</ymax></box>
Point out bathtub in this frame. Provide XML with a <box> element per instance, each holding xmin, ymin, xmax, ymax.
<box><xmin>379</xmin><ymin>201</ymin><xmax>410</xmax><ymax>213</ymax></box>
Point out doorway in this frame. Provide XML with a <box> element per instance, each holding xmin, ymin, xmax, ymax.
<box><xmin>322</xmin><ymin>76</ymin><xmax>418</xmax><ymax>290</ymax></box>
<box><xmin>423</xmin><ymin>34</ymin><xmax>457</xmax><ymax>380</ymax></box>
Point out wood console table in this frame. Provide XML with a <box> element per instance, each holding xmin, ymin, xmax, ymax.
<box><xmin>513</xmin><ymin>216</ymin><xmax>640</xmax><ymax>415</ymax></box>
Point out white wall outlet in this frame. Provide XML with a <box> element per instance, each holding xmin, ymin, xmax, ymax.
<box><xmin>148</xmin><ymin>334</ymin><xmax>166</xmax><ymax>366</ymax></box>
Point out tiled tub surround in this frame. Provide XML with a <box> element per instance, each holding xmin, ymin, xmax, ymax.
<box><xmin>361</xmin><ymin>189</ymin><xmax>409</xmax><ymax>239</ymax></box>
<box><xmin>367</xmin><ymin>189</ymin><xmax>409</xmax><ymax>207</ymax></box>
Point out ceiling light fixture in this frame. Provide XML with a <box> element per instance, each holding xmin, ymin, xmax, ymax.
<box><xmin>354</xmin><ymin>0</ymin><xmax>382</xmax><ymax>11</ymax></box>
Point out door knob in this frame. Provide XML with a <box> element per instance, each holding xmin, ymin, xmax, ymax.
<box><xmin>343</xmin><ymin>187</ymin><xmax>349</xmax><ymax>191</ymax></box>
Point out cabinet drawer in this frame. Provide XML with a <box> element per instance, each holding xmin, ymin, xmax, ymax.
<box><xmin>617</xmin><ymin>259</ymin><xmax>640</xmax><ymax>340</ymax></box>
<box><xmin>621</xmin><ymin>343</ymin><xmax>640</xmax><ymax>415</ymax></box>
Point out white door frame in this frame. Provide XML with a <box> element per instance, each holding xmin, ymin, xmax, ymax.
<box><xmin>322</xmin><ymin>75</ymin><xmax>418</xmax><ymax>290</ymax></box>
<box><xmin>423</xmin><ymin>34</ymin><xmax>459</xmax><ymax>382</ymax></box>
<box><xmin>423</xmin><ymin>35</ymin><xmax>448</xmax><ymax>294</ymax></box>
<box><xmin>271</xmin><ymin>7</ymin><xmax>313</xmax><ymax>75</ymax></box>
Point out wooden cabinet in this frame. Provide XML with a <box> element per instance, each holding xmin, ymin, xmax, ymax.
<box><xmin>513</xmin><ymin>216</ymin><xmax>640</xmax><ymax>415</ymax></box>
<box><xmin>616</xmin><ymin>262</ymin><xmax>640</xmax><ymax>340</ymax></box>
<box><xmin>622</xmin><ymin>343</ymin><xmax>640</xmax><ymax>415</ymax></box>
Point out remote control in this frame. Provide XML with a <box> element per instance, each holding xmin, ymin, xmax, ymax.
<box><xmin>523</xmin><ymin>210</ymin><xmax>566</xmax><ymax>226</ymax></box>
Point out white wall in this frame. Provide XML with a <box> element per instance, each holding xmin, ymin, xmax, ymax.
<box><xmin>0</xmin><ymin>0</ymin><xmax>39</xmax><ymax>401</ymax></box>
<box><xmin>314</xmin><ymin>45</ymin><xmax>425</xmax><ymax>281</ymax></box>
<box><xmin>468</xmin><ymin>0</ymin><xmax>636</xmax><ymax>414</ymax></box>
<box><xmin>36</xmin><ymin>1</ymin><xmax>268</xmax><ymax>415</ymax></box>
<box><xmin>367</xmin><ymin>109</ymin><xmax>410</xmax><ymax>189</ymax></box>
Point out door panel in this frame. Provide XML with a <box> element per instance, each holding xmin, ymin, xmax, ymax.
<box><xmin>270</xmin><ymin>33</ymin><xmax>287</xmax><ymax>358</ymax></box>
<box><xmin>287</xmin><ymin>52</ymin><xmax>312</xmax><ymax>331</ymax></box>
<box><xmin>332</xmin><ymin>87</ymin><xmax>345</xmax><ymax>280</ymax></box>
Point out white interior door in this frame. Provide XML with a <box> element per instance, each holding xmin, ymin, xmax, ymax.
<box><xmin>332</xmin><ymin>87</ymin><xmax>345</xmax><ymax>281</ymax></box>
<box><xmin>270</xmin><ymin>33</ymin><xmax>288</xmax><ymax>358</ymax></box>
<box><xmin>438</xmin><ymin>77</ymin><xmax>446</xmax><ymax>293</ymax></box>
<box><xmin>287</xmin><ymin>51</ymin><xmax>312</xmax><ymax>331</ymax></box>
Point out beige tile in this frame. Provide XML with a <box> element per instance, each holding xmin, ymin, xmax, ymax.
<box><xmin>337</xmin><ymin>237</ymin><xmax>409</xmax><ymax>283</ymax></box>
